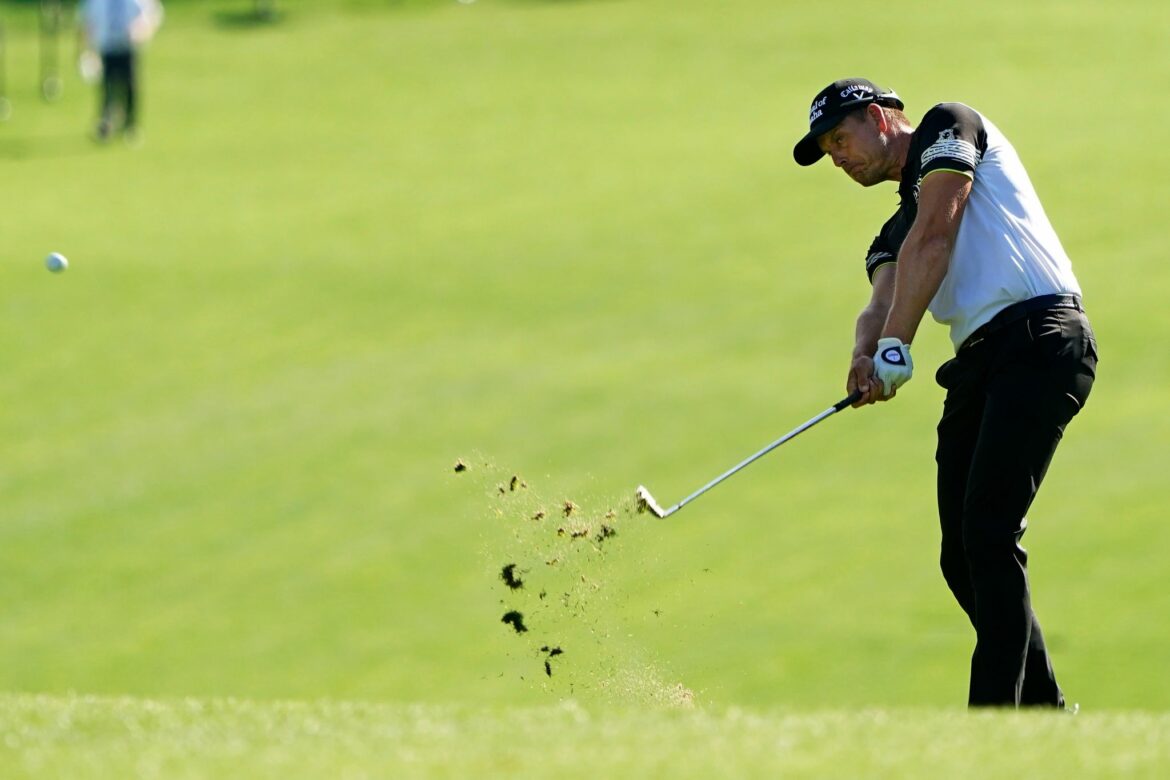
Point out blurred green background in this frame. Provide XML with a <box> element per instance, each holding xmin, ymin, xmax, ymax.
<box><xmin>1</xmin><ymin>0</ymin><xmax>1166</xmax><ymax>712</ymax></box>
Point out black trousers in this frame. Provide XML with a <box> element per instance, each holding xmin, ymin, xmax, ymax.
<box><xmin>100</xmin><ymin>50</ymin><xmax>137</xmax><ymax>131</ymax></box>
<box><xmin>934</xmin><ymin>303</ymin><xmax>1097</xmax><ymax>707</ymax></box>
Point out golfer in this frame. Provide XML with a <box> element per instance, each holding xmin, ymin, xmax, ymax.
<box><xmin>793</xmin><ymin>78</ymin><xmax>1097</xmax><ymax>708</ymax></box>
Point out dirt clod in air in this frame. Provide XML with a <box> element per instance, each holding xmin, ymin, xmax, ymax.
<box><xmin>500</xmin><ymin>563</ymin><xmax>524</xmax><ymax>590</ymax></box>
<box><xmin>501</xmin><ymin>611</ymin><xmax>528</xmax><ymax>633</ymax></box>
<box><xmin>454</xmin><ymin>460</ymin><xmax>468</xmax><ymax>473</ymax></box>
<box><xmin>471</xmin><ymin>466</ymin><xmax>696</xmax><ymax>703</ymax></box>
<box><xmin>541</xmin><ymin>646</ymin><xmax>564</xmax><ymax>677</ymax></box>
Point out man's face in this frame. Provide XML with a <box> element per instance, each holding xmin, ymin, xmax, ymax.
<box><xmin>817</xmin><ymin>108</ymin><xmax>888</xmax><ymax>187</ymax></box>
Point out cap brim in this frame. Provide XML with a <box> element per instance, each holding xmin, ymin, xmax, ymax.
<box><xmin>793</xmin><ymin>114</ymin><xmax>841</xmax><ymax>166</ymax></box>
<box><xmin>793</xmin><ymin>132</ymin><xmax>826</xmax><ymax>166</ymax></box>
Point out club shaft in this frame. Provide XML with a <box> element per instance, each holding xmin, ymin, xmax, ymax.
<box><xmin>664</xmin><ymin>391</ymin><xmax>861</xmax><ymax>515</ymax></box>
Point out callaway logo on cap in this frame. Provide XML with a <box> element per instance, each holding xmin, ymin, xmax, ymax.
<box><xmin>793</xmin><ymin>78</ymin><xmax>904</xmax><ymax>166</ymax></box>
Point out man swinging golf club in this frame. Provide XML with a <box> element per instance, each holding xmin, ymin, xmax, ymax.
<box><xmin>793</xmin><ymin>78</ymin><xmax>1097</xmax><ymax>709</ymax></box>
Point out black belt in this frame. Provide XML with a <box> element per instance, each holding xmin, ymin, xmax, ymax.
<box><xmin>961</xmin><ymin>293</ymin><xmax>1083</xmax><ymax>351</ymax></box>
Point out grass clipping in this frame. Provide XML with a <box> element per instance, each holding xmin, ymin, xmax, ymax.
<box><xmin>459</xmin><ymin>458</ymin><xmax>695</xmax><ymax>709</ymax></box>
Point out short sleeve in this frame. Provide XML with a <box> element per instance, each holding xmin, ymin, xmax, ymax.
<box><xmin>865</xmin><ymin>209</ymin><xmax>909</xmax><ymax>282</ymax></box>
<box><xmin>916</xmin><ymin>103</ymin><xmax>988</xmax><ymax>179</ymax></box>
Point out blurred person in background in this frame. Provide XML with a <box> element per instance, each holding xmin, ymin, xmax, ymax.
<box><xmin>78</xmin><ymin>0</ymin><xmax>163</xmax><ymax>142</ymax></box>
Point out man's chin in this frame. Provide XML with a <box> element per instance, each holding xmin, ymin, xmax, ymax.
<box><xmin>849</xmin><ymin>170</ymin><xmax>882</xmax><ymax>187</ymax></box>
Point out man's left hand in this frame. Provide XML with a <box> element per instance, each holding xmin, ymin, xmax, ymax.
<box><xmin>873</xmin><ymin>337</ymin><xmax>913</xmax><ymax>397</ymax></box>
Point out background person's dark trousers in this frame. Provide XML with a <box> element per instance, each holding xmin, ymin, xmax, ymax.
<box><xmin>99</xmin><ymin>50</ymin><xmax>137</xmax><ymax>137</ymax></box>
<box><xmin>934</xmin><ymin>304</ymin><xmax>1097</xmax><ymax>707</ymax></box>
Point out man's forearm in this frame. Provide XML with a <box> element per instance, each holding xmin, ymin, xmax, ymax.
<box><xmin>854</xmin><ymin>303</ymin><xmax>888</xmax><ymax>360</ymax></box>
<box><xmin>882</xmin><ymin>172</ymin><xmax>971</xmax><ymax>344</ymax></box>
<box><xmin>882</xmin><ymin>232</ymin><xmax>951</xmax><ymax>344</ymax></box>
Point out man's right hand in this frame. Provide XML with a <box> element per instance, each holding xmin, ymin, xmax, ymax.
<box><xmin>849</xmin><ymin>263</ymin><xmax>898</xmax><ymax>408</ymax></box>
<box><xmin>847</xmin><ymin>355</ymin><xmax>890</xmax><ymax>407</ymax></box>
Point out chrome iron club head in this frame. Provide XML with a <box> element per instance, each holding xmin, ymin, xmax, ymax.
<box><xmin>635</xmin><ymin>485</ymin><xmax>670</xmax><ymax>518</ymax></box>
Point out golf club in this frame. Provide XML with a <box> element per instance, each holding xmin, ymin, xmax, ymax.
<box><xmin>635</xmin><ymin>389</ymin><xmax>863</xmax><ymax>518</ymax></box>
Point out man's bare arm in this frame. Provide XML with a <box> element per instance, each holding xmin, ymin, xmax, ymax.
<box><xmin>849</xmin><ymin>263</ymin><xmax>895</xmax><ymax>406</ymax></box>
<box><xmin>882</xmin><ymin>171</ymin><xmax>973</xmax><ymax>344</ymax></box>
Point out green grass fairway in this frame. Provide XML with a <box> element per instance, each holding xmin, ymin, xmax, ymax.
<box><xmin>2</xmin><ymin>0</ymin><xmax>1169</xmax><ymax>774</ymax></box>
<box><xmin>4</xmin><ymin>693</ymin><xmax>1170</xmax><ymax>779</ymax></box>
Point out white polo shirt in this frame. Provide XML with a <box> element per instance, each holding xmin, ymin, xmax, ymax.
<box><xmin>864</xmin><ymin>103</ymin><xmax>1081</xmax><ymax>350</ymax></box>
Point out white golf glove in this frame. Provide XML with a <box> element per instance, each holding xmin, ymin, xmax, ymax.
<box><xmin>873</xmin><ymin>337</ymin><xmax>913</xmax><ymax>397</ymax></box>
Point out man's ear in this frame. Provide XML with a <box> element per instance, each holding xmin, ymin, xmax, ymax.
<box><xmin>867</xmin><ymin>102</ymin><xmax>889</xmax><ymax>132</ymax></box>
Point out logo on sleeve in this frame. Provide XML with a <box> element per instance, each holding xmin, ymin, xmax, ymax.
<box><xmin>920</xmin><ymin>125</ymin><xmax>981</xmax><ymax>169</ymax></box>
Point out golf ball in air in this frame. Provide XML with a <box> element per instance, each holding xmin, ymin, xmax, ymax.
<box><xmin>45</xmin><ymin>252</ymin><xmax>68</xmax><ymax>273</ymax></box>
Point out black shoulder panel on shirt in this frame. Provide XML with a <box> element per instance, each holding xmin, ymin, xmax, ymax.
<box><xmin>913</xmin><ymin>103</ymin><xmax>988</xmax><ymax>178</ymax></box>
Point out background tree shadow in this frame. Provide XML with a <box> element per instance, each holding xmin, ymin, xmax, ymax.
<box><xmin>213</xmin><ymin>1</ymin><xmax>283</xmax><ymax>30</ymax></box>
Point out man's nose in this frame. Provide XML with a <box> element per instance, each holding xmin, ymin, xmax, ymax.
<box><xmin>831</xmin><ymin>153</ymin><xmax>847</xmax><ymax>168</ymax></box>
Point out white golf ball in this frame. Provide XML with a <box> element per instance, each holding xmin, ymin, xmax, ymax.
<box><xmin>46</xmin><ymin>252</ymin><xmax>69</xmax><ymax>273</ymax></box>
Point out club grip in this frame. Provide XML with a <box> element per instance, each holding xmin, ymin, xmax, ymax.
<box><xmin>833</xmin><ymin>389</ymin><xmax>864</xmax><ymax>411</ymax></box>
